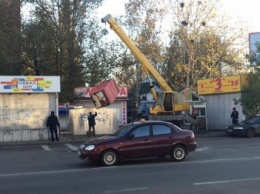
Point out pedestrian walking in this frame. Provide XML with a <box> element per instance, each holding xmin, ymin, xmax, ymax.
<box><xmin>88</xmin><ymin>112</ymin><xmax>97</xmax><ymax>136</ymax></box>
<box><xmin>46</xmin><ymin>111</ymin><xmax>60</xmax><ymax>142</ymax></box>
<box><xmin>231</xmin><ymin>107</ymin><xmax>239</xmax><ymax>124</ymax></box>
<box><xmin>189</xmin><ymin>110</ymin><xmax>198</xmax><ymax>131</ymax></box>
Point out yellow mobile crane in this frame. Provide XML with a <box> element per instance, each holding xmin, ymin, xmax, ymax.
<box><xmin>101</xmin><ymin>14</ymin><xmax>196</xmax><ymax>125</ymax></box>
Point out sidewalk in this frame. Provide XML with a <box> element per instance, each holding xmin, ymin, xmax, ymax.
<box><xmin>194</xmin><ymin>129</ymin><xmax>226</xmax><ymax>138</ymax></box>
<box><xmin>0</xmin><ymin>130</ymin><xmax>227</xmax><ymax>147</ymax></box>
<box><xmin>0</xmin><ymin>134</ymin><xmax>88</xmax><ymax>147</ymax></box>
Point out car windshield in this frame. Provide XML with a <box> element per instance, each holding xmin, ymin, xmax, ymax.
<box><xmin>241</xmin><ymin>117</ymin><xmax>260</xmax><ymax>124</ymax></box>
<box><xmin>111</xmin><ymin>124</ymin><xmax>134</xmax><ymax>137</ymax></box>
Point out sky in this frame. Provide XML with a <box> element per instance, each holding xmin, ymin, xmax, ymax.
<box><xmin>222</xmin><ymin>0</ymin><xmax>260</xmax><ymax>33</ymax></box>
<box><xmin>98</xmin><ymin>0</ymin><xmax>260</xmax><ymax>33</ymax></box>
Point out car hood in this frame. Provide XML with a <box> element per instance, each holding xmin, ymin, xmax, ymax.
<box><xmin>227</xmin><ymin>123</ymin><xmax>253</xmax><ymax>128</ymax></box>
<box><xmin>83</xmin><ymin>135</ymin><xmax>118</xmax><ymax>145</ymax></box>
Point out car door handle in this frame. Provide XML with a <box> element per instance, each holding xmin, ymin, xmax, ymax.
<box><xmin>144</xmin><ymin>138</ymin><xmax>150</xmax><ymax>141</ymax></box>
<box><xmin>169</xmin><ymin>136</ymin><xmax>173</xmax><ymax>139</ymax></box>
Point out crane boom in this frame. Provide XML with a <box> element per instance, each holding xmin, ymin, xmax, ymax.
<box><xmin>101</xmin><ymin>14</ymin><xmax>174</xmax><ymax>93</ymax></box>
<box><xmin>101</xmin><ymin>14</ymin><xmax>190</xmax><ymax>114</ymax></box>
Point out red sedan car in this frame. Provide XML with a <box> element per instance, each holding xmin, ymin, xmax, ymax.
<box><xmin>78</xmin><ymin>120</ymin><xmax>197</xmax><ymax>166</ymax></box>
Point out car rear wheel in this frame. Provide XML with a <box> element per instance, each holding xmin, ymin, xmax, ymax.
<box><xmin>247</xmin><ymin>128</ymin><xmax>255</xmax><ymax>138</ymax></box>
<box><xmin>170</xmin><ymin>145</ymin><xmax>186</xmax><ymax>161</ymax></box>
<box><xmin>100</xmin><ymin>150</ymin><xmax>119</xmax><ymax>166</ymax></box>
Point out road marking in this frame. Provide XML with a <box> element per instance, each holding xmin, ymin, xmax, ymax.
<box><xmin>104</xmin><ymin>187</ymin><xmax>149</xmax><ymax>193</ymax></box>
<box><xmin>0</xmin><ymin>166</ymin><xmax>117</xmax><ymax>178</ymax></box>
<box><xmin>195</xmin><ymin>146</ymin><xmax>210</xmax><ymax>152</ymax></box>
<box><xmin>188</xmin><ymin>156</ymin><xmax>260</xmax><ymax>164</ymax></box>
<box><xmin>41</xmin><ymin>145</ymin><xmax>51</xmax><ymax>151</ymax></box>
<box><xmin>194</xmin><ymin>177</ymin><xmax>260</xmax><ymax>186</ymax></box>
<box><xmin>64</xmin><ymin>143</ymin><xmax>78</xmax><ymax>151</ymax></box>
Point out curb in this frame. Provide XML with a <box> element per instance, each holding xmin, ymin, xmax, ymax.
<box><xmin>0</xmin><ymin>131</ymin><xmax>227</xmax><ymax>147</ymax></box>
<box><xmin>195</xmin><ymin>130</ymin><xmax>227</xmax><ymax>138</ymax></box>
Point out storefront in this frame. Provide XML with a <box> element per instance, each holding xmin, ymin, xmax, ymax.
<box><xmin>0</xmin><ymin>76</ymin><xmax>60</xmax><ymax>142</ymax></box>
<box><xmin>198</xmin><ymin>74</ymin><xmax>248</xmax><ymax>130</ymax></box>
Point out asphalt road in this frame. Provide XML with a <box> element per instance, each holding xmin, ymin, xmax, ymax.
<box><xmin>1</xmin><ymin>135</ymin><xmax>260</xmax><ymax>194</ymax></box>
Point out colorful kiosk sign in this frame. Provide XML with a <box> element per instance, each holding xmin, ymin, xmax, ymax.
<box><xmin>0</xmin><ymin>76</ymin><xmax>60</xmax><ymax>93</ymax></box>
<box><xmin>197</xmin><ymin>75</ymin><xmax>248</xmax><ymax>95</ymax></box>
<box><xmin>74</xmin><ymin>86</ymin><xmax>128</xmax><ymax>98</ymax></box>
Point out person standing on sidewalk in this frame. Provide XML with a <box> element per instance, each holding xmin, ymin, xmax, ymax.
<box><xmin>231</xmin><ymin>107</ymin><xmax>239</xmax><ymax>124</ymax></box>
<box><xmin>46</xmin><ymin>111</ymin><xmax>60</xmax><ymax>142</ymax></box>
<box><xmin>87</xmin><ymin>112</ymin><xmax>97</xmax><ymax>136</ymax></box>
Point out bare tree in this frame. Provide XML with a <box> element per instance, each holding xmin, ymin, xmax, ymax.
<box><xmin>167</xmin><ymin>0</ymin><xmax>248</xmax><ymax>90</ymax></box>
<box><xmin>112</xmin><ymin>0</ymin><xmax>248</xmax><ymax>93</ymax></box>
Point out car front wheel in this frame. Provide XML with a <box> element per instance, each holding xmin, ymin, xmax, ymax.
<box><xmin>100</xmin><ymin>150</ymin><xmax>119</xmax><ymax>166</ymax></box>
<box><xmin>247</xmin><ymin>128</ymin><xmax>255</xmax><ymax>138</ymax></box>
<box><xmin>170</xmin><ymin>145</ymin><xmax>186</xmax><ymax>161</ymax></box>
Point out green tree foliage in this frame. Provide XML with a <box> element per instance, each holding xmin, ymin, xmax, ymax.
<box><xmin>0</xmin><ymin>0</ymin><xmax>22</xmax><ymax>75</ymax></box>
<box><xmin>84</xmin><ymin>26</ymin><xmax>118</xmax><ymax>87</ymax></box>
<box><xmin>21</xmin><ymin>0</ymin><xmax>107</xmax><ymax>102</ymax></box>
<box><xmin>234</xmin><ymin>69</ymin><xmax>260</xmax><ymax>116</ymax></box>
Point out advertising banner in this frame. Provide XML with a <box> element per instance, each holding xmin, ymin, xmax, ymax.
<box><xmin>0</xmin><ymin>76</ymin><xmax>60</xmax><ymax>93</ymax></box>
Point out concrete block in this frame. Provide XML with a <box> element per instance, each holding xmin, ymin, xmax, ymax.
<box><xmin>12</xmin><ymin>129</ymin><xmax>22</xmax><ymax>142</ymax></box>
<box><xmin>22</xmin><ymin>129</ymin><xmax>31</xmax><ymax>141</ymax></box>
<box><xmin>39</xmin><ymin>128</ymin><xmax>49</xmax><ymax>140</ymax></box>
<box><xmin>3</xmin><ymin>130</ymin><xmax>13</xmax><ymax>142</ymax></box>
<box><xmin>0</xmin><ymin>130</ymin><xmax>3</xmax><ymax>143</ymax></box>
<box><xmin>30</xmin><ymin>129</ymin><xmax>40</xmax><ymax>141</ymax></box>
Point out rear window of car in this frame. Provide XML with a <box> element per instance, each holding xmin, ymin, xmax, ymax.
<box><xmin>152</xmin><ymin>124</ymin><xmax>172</xmax><ymax>135</ymax></box>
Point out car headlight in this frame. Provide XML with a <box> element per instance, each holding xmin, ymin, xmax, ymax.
<box><xmin>84</xmin><ymin>145</ymin><xmax>95</xmax><ymax>151</ymax></box>
<box><xmin>234</xmin><ymin>127</ymin><xmax>243</xmax><ymax>129</ymax></box>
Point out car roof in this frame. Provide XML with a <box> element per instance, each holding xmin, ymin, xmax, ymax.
<box><xmin>131</xmin><ymin>120</ymin><xmax>173</xmax><ymax>125</ymax></box>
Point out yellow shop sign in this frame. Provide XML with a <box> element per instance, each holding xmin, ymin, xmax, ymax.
<box><xmin>197</xmin><ymin>75</ymin><xmax>248</xmax><ymax>95</ymax></box>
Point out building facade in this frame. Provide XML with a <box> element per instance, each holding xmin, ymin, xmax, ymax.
<box><xmin>198</xmin><ymin>74</ymin><xmax>248</xmax><ymax>130</ymax></box>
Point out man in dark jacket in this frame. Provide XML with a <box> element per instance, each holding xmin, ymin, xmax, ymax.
<box><xmin>231</xmin><ymin>107</ymin><xmax>239</xmax><ymax>124</ymax></box>
<box><xmin>88</xmin><ymin>112</ymin><xmax>97</xmax><ymax>136</ymax></box>
<box><xmin>46</xmin><ymin>111</ymin><xmax>60</xmax><ymax>142</ymax></box>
